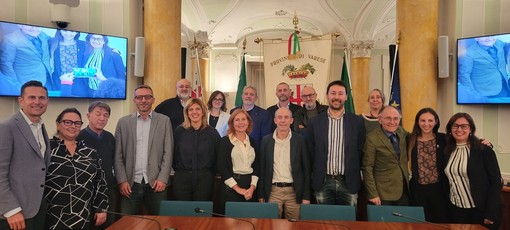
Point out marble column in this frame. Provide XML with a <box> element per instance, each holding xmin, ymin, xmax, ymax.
<box><xmin>350</xmin><ymin>40</ymin><xmax>374</xmax><ymax>114</ymax></box>
<box><xmin>397</xmin><ymin>0</ymin><xmax>439</xmax><ymax>130</ymax></box>
<box><xmin>144</xmin><ymin>0</ymin><xmax>181</xmax><ymax>106</ymax></box>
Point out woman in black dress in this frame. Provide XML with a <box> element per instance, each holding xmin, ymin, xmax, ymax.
<box><xmin>45</xmin><ymin>108</ymin><xmax>108</xmax><ymax>229</ymax></box>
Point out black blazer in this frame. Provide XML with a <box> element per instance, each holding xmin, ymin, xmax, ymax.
<box><xmin>217</xmin><ymin>135</ymin><xmax>260</xmax><ymax>186</ymax></box>
<box><xmin>444</xmin><ymin>145</ymin><xmax>502</xmax><ymax>221</ymax></box>
<box><xmin>307</xmin><ymin>111</ymin><xmax>365</xmax><ymax>193</ymax></box>
<box><xmin>257</xmin><ymin>132</ymin><xmax>311</xmax><ymax>202</ymax></box>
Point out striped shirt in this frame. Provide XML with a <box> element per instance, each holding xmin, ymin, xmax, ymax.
<box><xmin>327</xmin><ymin>109</ymin><xmax>345</xmax><ymax>175</ymax></box>
<box><xmin>445</xmin><ymin>143</ymin><xmax>475</xmax><ymax>208</ymax></box>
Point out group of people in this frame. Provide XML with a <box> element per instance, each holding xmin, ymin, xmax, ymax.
<box><xmin>0</xmin><ymin>77</ymin><xmax>503</xmax><ymax>230</ymax></box>
<box><xmin>0</xmin><ymin>24</ymin><xmax>126</xmax><ymax>97</ymax></box>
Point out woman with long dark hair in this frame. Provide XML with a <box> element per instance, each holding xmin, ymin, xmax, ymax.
<box><xmin>407</xmin><ymin>108</ymin><xmax>449</xmax><ymax>222</ymax></box>
<box><xmin>49</xmin><ymin>29</ymin><xmax>85</xmax><ymax>93</ymax></box>
<box><xmin>206</xmin><ymin>90</ymin><xmax>230</xmax><ymax>137</ymax></box>
<box><xmin>443</xmin><ymin>112</ymin><xmax>502</xmax><ymax>229</ymax></box>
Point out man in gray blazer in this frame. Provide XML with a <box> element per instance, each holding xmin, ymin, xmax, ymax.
<box><xmin>114</xmin><ymin>85</ymin><xmax>173</xmax><ymax>215</ymax></box>
<box><xmin>0</xmin><ymin>80</ymin><xmax>51</xmax><ymax>230</ymax></box>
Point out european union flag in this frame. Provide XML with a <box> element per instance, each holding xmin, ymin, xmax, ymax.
<box><xmin>389</xmin><ymin>44</ymin><xmax>401</xmax><ymax>113</ymax></box>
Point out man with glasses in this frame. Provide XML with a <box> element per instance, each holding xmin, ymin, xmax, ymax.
<box><xmin>0</xmin><ymin>80</ymin><xmax>50</xmax><ymax>230</ymax></box>
<box><xmin>362</xmin><ymin>105</ymin><xmax>410</xmax><ymax>206</ymax></box>
<box><xmin>77</xmin><ymin>101</ymin><xmax>117</xmax><ymax>229</ymax></box>
<box><xmin>155</xmin><ymin>79</ymin><xmax>192</xmax><ymax>131</ymax></box>
<box><xmin>293</xmin><ymin>86</ymin><xmax>328</xmax><ymax>134</ymax></box>
<box><xmin>114</xmin><ymin>85</ymin><xmax>173</xmax><ymax>215</ymax></box>
<box><xmin>267</xmin><ymin>82</ymin><xmax>301</xmax><ymax>132</ymax></box>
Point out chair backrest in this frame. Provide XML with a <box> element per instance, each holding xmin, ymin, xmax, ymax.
<box><xmin>225</xmin><ymin>202</ymin><xmax>279</xmax><ymax>218</ymax></box>
<box><xmin>299</xmin><ymin>204</ymin><xmax>356</xmax><ymax>221</ymax></box>
<box><xmin>159</xmin><ymin>200</ymin><xmax>213</xmax><ymax>217</ymax></box>
<box><xmin>367</xmin><ymin>205</ymin><xmax>425</xmax><ymax>222</ymax></box>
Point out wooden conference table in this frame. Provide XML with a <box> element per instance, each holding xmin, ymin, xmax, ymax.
<box><xmin>107</xmin><ymin>215</ymin><xmax>486</xmax><ymax>230</ymax></box>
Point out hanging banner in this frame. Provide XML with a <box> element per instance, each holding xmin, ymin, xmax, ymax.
<box><xmin>264</xmin><ymin>38</ymin><xmax>332</xmax><ymax>106</ymax></box>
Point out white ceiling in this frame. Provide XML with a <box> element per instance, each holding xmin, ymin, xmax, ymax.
<box><xmin>181</xmin><ymin>0</ymin><xmax>396</xmax><ymax>49</ymax></box>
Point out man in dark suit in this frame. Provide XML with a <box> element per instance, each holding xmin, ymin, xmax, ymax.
<box><xmin>230</xmin><ymin>86</ymin><xmax>271</xmax><ymax>152</ymax></box>
<box><xmin>362</xmin><ymin>106</ymin><xmax>409</xmax><ymax>206</ymax></box>
<box><xmin>114</xmin><ymin>85</ymin><xmax>173</xmax><ymax>215</ymax></box>
<box><xmin>258</xmin><ymin>108</ymin><xmax>310</xmax><ymax>220</ymax></box>
<box><xmin>0</xmin><ymin>81</ymin><xmax>51</xmax><ymax>230</ymax></box>
<box><xmin>0</xmin><ymin>25</ymin><xmax>52</xmax><ymax>89</ymax></box>
<box><xmin>307</xmin><ymin>80</ymin><xmax>365</xmax><ymax>206</ymax></box>
<box><xmin>155</xmin><ymin>79</ymin><xmax>191</xmax><ymax>131</ymax></box>
<box><xmin>266</xmin><ymin>82</ymin><xmax>301</xmax><ymax>131</ymax></box>
<box><xmin>77</xmin><ymin>101</ymin><xmax>117</xmax><ymax>229</ymax></box>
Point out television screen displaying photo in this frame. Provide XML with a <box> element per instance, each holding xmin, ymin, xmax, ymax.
<box><xmin>0</xmin><ymin>20</ymin><xmax>127</xmax><ymax>99</ymax></box>
<box><xmin>457</xmin><ymin>33</ymin><xmax>510</xmax><ymax>104</ymax></box>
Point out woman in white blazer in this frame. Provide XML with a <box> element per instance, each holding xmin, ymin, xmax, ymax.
<box><xmin>207</xmin><ymin>90</ymin><xmax>230</xmax><ymax>137</ymax></box>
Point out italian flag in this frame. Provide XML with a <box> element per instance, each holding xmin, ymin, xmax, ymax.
<box><xmin>288</xmin><ymin>32</ymin><xmax>300</xmax><ymax>59</ymax></box>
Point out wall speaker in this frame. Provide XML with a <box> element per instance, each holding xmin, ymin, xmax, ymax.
<box><xmin>134</xmin><ymin>37</ymin><xmax>145</xmax><ymax>77</ymax></box>
<box><xmin>438</xmin><ymin>35</ymin><xmax>449</xmax><ymax>78</ymax></box>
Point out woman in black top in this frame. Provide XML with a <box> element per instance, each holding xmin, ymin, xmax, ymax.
<box><xmin>172</xmin><ymin>98</ymin><xmax>220</xmax><ymax>201</ymax></box>
<box><xmin>443</xmin><ymin>112</ymin><xmax>502</xmax><ymax>229</ymax></box>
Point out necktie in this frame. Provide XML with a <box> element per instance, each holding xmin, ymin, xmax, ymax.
<box><xmin>389</xmin><ymin>133</ymin><xmax>401</xmax><ymax>158</ymax></box>
<box><xmin>487</xmin><ymin>46</ymin><xmax>498</xmax><ymax>63</ymax></box>
<box><xmin>30</xmin><ymin>37</ymin><xmax>43</xmax><ymax>58</ymax></box>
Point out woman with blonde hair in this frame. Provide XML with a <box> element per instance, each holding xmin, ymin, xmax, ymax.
<box><xmin>172</xmin><ymin>98</ymin><xmax>221</xmax><ymax>201</ymax></box>
<box><xmin>362</xmin><ymin>89</ymin><xmax>385</xmax><ymax>133</ymax></box>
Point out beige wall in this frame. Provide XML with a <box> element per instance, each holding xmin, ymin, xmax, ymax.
<box><xmin>0</xmin><ymin>0</ymin><xmax>143</xmax><ymax>136</ymax></box>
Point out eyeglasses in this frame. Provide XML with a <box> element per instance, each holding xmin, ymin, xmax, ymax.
<box><xmin>301</xmin><ymin>93</ymin><xmax>316</xmax><ymax>99</ymax></box>
<box><xmin>452</xmin><ymin>124</ymin><xmax>470</xmax><ymax>130</ymax></box>
<box><xmin>59</xmin><ymin>120</ymin><xmax>83</xmax><ymax>127</ymax></box>
<box><xmin>134</xmin><ymin>95</ymin><xmax>153</xmax><ymax>100</ymax></box>
<box><xmin>213</xmin><ymin>98</ymin><xmax>224</xmax><ymax>102</ymax></box>
<box><xmin>90</xmin><ymin>37</ymin><xmax>104</xmax><ymax>42</ymax></box>
<box><xmin>382</xmin><ymin>116</ymin><xmax>400</xmax><ymax>123</ymax></box>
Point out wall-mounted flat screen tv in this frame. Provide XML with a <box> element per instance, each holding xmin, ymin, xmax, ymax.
<box><xmin>457</xmin><ymin>33</ymin><xmax>510</xmax><ymax>104</ymax></box>
<box><xmin>0</xmin><ymin>20</ymin><xmax>127</xmax><ymax>99</ymax></box>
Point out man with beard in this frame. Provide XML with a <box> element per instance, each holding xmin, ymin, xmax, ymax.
<box><xmin>155</xmin><ymin>79</ymin><xmax>191</xmax><ymax>131</ymax></box>
<box><xmin>267</xmin><ymin>82</ymin><xmax>301</xmax><ymax>132</ymax></box>
<box><xmin>230</xmin><ymin>86</ymin><xmax>271</xmax><ymax>153</ymax></box>
<box><xmin>114</xmin><ymin>85</ymin><xmax>173</xmax><ymax>215</ymax></box>
<box><xmin>293</xmin><ymin>86</ymin><xmax>328</xmax><ymax>134</ymax></box>
<box><xmin>307</xmin><ymin>80</ymin><xmax>365</xmax><ymax>206</ymax></box>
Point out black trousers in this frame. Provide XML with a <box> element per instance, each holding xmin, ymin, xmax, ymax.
<box><xmin>172</xmin><ymin>170</ymin><xmax>214</xmax><ymax>201</ymax></box>
<box><xmin>410</xmin><ymin>181</ymin><xmax>450</xmax><ymax>223</ymax></box>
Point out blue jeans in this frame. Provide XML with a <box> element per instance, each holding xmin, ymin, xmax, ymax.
<box><xmin>315</xmin><ymin>177</ymin><xmax>357</xmax><ymax>206</ymax></box>
<box><xmin>120</xmin><ymin>181</ymin><xmax>167</xmax><ymax>215</ymax></box>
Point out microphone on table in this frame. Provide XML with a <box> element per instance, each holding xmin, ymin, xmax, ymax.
<box><xmin>288</xmin><ymin>218</ymin><xmax>351</xmax><ymax>229</ymax></box>
<box><xmin>391</xmin><ymin>212</ymin><xmax>450</xmax><ymax>229</ymax></box>
<box><xmin>98</xmin><ymin>208</ymin><xmax>169</xmax><ymax>230</ymax></box>
<box><xmin>194</xmin><ymin>207</ymin><xmax>255</xmax><ymax>230</ymax></box>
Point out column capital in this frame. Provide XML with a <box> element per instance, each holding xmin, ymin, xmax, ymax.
<box><xmin>188</xmin><ymin>41</ymin><xmax>211</xmax><ymax>58</ymax></box>
<box><xmin>349</xmin><ymin>40</ymin><xmax>375</xmax><ymax>58</ymax></box>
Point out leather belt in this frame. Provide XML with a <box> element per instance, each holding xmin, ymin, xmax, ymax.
<box><xmin>325</xmin><ymin>174</ymin><xmax>345</xmax><ymax>180</ymax></box>
<box><xmin>272</xmin><ymin>182</ymin><xmax>294</xmax><ymax>187</ymax></box>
